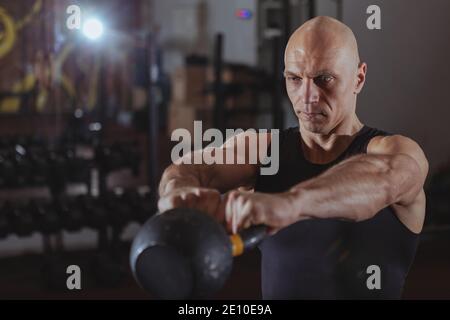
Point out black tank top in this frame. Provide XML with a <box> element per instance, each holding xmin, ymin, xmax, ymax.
<box><xmin>255</xmin><ymin>125</ymin><xmax>420</xmax><ymax>299</ymax></box>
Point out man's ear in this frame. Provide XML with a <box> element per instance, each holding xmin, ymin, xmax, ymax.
<box><xmin>355</xmin><ymin>62</ymin><xmax>367</xmax><ymax>94</ymax></box>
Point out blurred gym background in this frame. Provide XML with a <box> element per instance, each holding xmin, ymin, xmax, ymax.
<box><xmin>0</xmin><ymin>0</ymin><xmax>449</xmax><ymax>299</ymax></box>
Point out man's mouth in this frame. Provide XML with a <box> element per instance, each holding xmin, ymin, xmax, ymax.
<box><xmin>299</xmin><ymin>111</ymin><xmax>325</xmax><ymax>120</ymax></box>
<box><xmin>304</xmin><ymin>112</ymin><xmax>324</xmax><ymax>116</ymax></box>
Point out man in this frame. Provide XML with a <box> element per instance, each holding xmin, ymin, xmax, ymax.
<box><xmin>158</xmin><ymin>16</ymin><xmax>428</xmax><ymax>299</ymax></box>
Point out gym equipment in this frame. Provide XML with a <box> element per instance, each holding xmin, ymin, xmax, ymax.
<box><xmin>53</xmin><ymin>197</ymin><xmax>85</xmax><ymax>232</ymax></box>
<box><xmin>208</xmin><ymin>34</ymin><xmax>285</xmax><ymax>131</ymax></box>
<box><xmin>28</xmin><ymin>199</ymin><xmax>60</xmax><ymax>235</ymax></box>
<box><xmin>0</xmin><ymin>207</ymin><xmax>11</xmax><ymax>239</ymax></box>
<box><xmin>0</xmin><ymin>155</ymin><xmax>16</xmax><ymax>187</ymax></box>
<box><xmin>28</xmin><ymin>149</ymin><xmax>49</xmax><ymax>185</ymax></box>
<box><xmin>0</xmin><ymin>136</ymin><xmax>141</xmax><ymax>190</ymax></box>
<box><xmin>122</xmin><ymin>189</ymin><xmax>157</xmax><ymax>223</ymax></box>
<box><xmin>3</xmin><ymin>201</ymin><xmax>35</xmax><ymax>237</ymax></box>
<box><xmin>94</xmin><ymin>142</ymin><xmax>141</xmax><ymax>175</ymax></box>
<box><xmin>77</xmin><ymin>195</ymin><xmax>109</xmax><ymax>229</ymax></box>
<box><xmin>103</xmin><ymin>192</ymin><xmax>131</xmax><ymax>228</ymax></box>
<box><xmin>0</xmin><ymin>188</ymin><xmax>157</xmax><ymax>238</ymax></box>
<box><xmin>130</xmin><ymin>207</ymin><xmax>267</xmax><ymax>299</ymax></box>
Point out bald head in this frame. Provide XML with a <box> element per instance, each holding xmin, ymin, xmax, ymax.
<box><xmin>283</xmin><ymin>16</ymin><xmax>367</xmax><ymax>135</ymax></box>
<box><xmin>285</xmin><ymin>16</ymin><xmax>360</xmax><ymax>67</ymax></box>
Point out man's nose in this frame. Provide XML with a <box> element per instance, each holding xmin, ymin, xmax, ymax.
<box><xmin>300</xmin><ymin>78</ymin><xmax>320</xmax><ymax>105</ymax></box>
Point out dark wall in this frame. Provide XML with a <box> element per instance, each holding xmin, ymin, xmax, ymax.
<box><xmin>344</xmin><ymin>0</ymin><xmax>450</xmax><ymax>172</ymax></box>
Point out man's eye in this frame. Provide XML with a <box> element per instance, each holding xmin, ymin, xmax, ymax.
<box><xmin>316</xmin><ymin>75</ymin><xmax>334</xmax><ymax>84</ymax></box>
<box><xmin>287</xmin><ymin>76</ymin><xmax>301</xmax><ymax>82</ymax></box>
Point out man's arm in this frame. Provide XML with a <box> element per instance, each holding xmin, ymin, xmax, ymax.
<box><xmin>159</xmin><ymin>131</ymin><xmax>270</xmax><ymax>195</ymax></box>
<box><xmin>159</xmin><ymin>152</ymin><xmax>255</xmax><ymax>197</ymax></box>
<box><xmin>158</xmin><ymin>131</ymin><xmax>270</xmax><ymax>215</ymax></box>
<box><xmin>287</xmin><ymin>135</ymin><xmax>428</xmax><ymax>223</ymax></box>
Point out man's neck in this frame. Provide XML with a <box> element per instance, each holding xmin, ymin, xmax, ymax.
<box><xmin>299</xmin><ymin>117</ymin><xmax>364</xmax><ymax>164</ymax></box>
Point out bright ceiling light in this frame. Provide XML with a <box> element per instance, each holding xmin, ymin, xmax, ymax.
<box><xmin>82</xmin><ymin>18</ymin><xmax>104</xmax><ymax>40</ymax></box>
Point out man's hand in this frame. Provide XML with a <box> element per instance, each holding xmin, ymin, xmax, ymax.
<box><xmin>220</xmin><ymin>190</ymin><xmax>301</xmax><ymax>235</ymax></box>
<box><xmin>158</xmin><ymin>187</ymin><xmax>225</xmax><ymax>222</ymax></box>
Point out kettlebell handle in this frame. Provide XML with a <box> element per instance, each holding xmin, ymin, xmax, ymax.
<box><xmin>229</xmin><ymin>224</ymin><xmax>268</xmax><ymax>256</ymax></box>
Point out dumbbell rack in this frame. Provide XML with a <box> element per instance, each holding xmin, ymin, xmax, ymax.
<box><xmin>0</xmin><ymin>134</ymin><xmax>156</xmax><ymax>290</ymax></box>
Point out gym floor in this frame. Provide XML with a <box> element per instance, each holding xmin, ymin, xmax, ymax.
<box><xmin>1</xmin><ymin>233</ymin><xmax>449</xmax><ymax>300</ymax></box>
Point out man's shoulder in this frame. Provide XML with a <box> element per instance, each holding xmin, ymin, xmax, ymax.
<box><xmin>368</xmin><ymin>134</ymin><xmax>421</xmax><ymax>154</ymax></box>
<box><xmin>367</xmin><ymin>134</ymin><xmax>429</xmax><ymax>181</ymax></box>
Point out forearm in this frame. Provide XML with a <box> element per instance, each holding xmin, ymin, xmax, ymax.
<box><xmin>287</xmin><ymin>153</ymin><xmax>420</xmax><ymax>222</ymax></box>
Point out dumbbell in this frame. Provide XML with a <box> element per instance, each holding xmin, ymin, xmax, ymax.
<box><xmin>0</xmin><ymin>154</ymin><xmax>15</xmax><ymax>187</ymax></box>
<box><xmin>84</xmin><ymin>192</ymin><xmax>128</xmax><ymax>288</ymax></box>
<box><xmin>95</xmin><ymin>144</ymin><xmax>122</xmax><ymax>173</ymax></box>
<box><xmin>121</xmin><ymin>189</ymin><xmax>141</xmax><ymax>221</ymax></box>
<box><xmin>101</xmin><ymin>192</ymin><xmax>131</xmax><ymax>228</ymax></box>
<box><xmin>121</xmin><ymin>189</ymin><xmax>157</xmax><ymax>223</ymax></box>
<box><xmin>139</xmin><ymin>190</ymin><xmax>158</xmax><ymax>221</ymax></box>
<box><xmin>15</xmin><ymin>135</ymin><xmax>30</xmax><ymax>149</ymax></box>
<box><xmin>28</xmin><ymin>150</ymin><xmax>48</xmax><ymax>185</ymax></box>
<box><xmin>60</xmin><ymin>147</ymin><xmax>87</xmax><ymax>181</ymax></box>
<box><xmin>95</xmin><ymin>142</ymin><xmax>142</xmax><ymax>174</ymax></box>
<box><xmin>130</xmin><ymin>208</ymin><xmax>267</xmax><ymax>299</ymax></box>
<box><xmin>77</xmin><ymin>195</ymin><xmax>108</xmax><ymax>229</ymax></box>
<box><xmin>3</xmin><ymin>201</ymin><xmax>35</xmax><ymax>237</ymax></box>
<box><xmin>27</xmin><ymin>135</ymin><xmax>45</xmax><ymax>148</ymax></box>
<box><xmin>53</xmin><ymin>197</ymin><xmax>85</xmax><ymax>232</ymax></box>
<box><xmin>28</xmin><ymin>199</ymin><xmax>60</xmax><ymax>235</ymax></box>
<box><xmin>0</xmin><ymin>206</ymin><xmax>11</xmax><ymax>239</ymax></box>
<box><xmin>0</xmin><ymin>137</ymin><xmax>10</xmax><ymax>150</ymax></box>
<box><xmin>115</xmin><ymin>142</ymin><xmax>141</xmax><ymax>176</ymax></box>
<box><xmin>46</xmin><ymin>151</ymin><xmax>68</xmax><ymax>195</ymax></box>
<box><xmin>13</xmin><ymin>153</ymin><xmax>33</xmax><ymax>187</ymax></box>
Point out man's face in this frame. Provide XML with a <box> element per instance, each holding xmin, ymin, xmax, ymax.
<box><xmin>284</xmin><ymin>45</ymin><xmax>364</xmax><ymax>134</ymax></box>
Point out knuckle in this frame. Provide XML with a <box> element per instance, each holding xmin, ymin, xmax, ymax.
<box><xmin>157</xmin><ymin>200</ymin><xmax>166</xmax><ymax>212</ymax></box>
<box><xmin>229</xmin><ymin>190</ymin><xmax>239</xmax><ymax>199</ymax></box>
<box><xmin>158</xmin><ymin>196</ymin><xmax>175</xmax><ymax>211</ymax></box>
